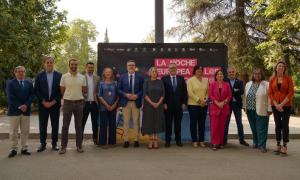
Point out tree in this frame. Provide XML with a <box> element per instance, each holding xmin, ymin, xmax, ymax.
<box><xmin>0</xmin><ymin>0</ymin><xmax>67</xmax><ymax>105</ymax></box>
<box><xmin>55</xmin><ymin>19</ymin><xmax>98</xmax><ymax>73</ymax></box>
<box><xmin>142</xmin><ymin>29</ymin><xmax>155</xmax><ymax>43</ymax></box>
<box><xmin>168</xmin><ymin>0</ymin><xmax>267</xmax><ymax>78</ymax></box>
<box><xmin>253</xmin><ymin>0</ymin><xmax>300</xmax><ymax>74</ymax></box>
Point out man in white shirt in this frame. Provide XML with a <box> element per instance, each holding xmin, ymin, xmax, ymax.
<box><xmin>82</xmin><ymin>62</ymin><xmax>100</xmax><ymax>145</ymax></box>
<box><xmin>59</xmin><ymin>59</ymin><xmax>87</xmax><ymax>154</ymax></box>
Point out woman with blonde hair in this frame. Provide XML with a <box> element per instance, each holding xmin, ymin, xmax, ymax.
<box><xmin>141</xmin><ymin>67</ymin><xmax>165</xmax><ymax>149</ymax></box>
<box><xmin>269</xmin><ymin>61</ymin><xmax>294</xmax><ymax>156</ymax></box>
<box><xmin>97</xmin><ymin>67</ymin><xmax>119</xmax><ymax>148</ymax></box>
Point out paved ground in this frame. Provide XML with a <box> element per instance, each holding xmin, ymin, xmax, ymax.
<box><xmin>1</xmin><ymin>111</ymin><xmax>299</xmax><ymax>136</ymax></box>
<box><xmin>0</xmin><ymin>139</ymin><xmax>300</xmax><ymax>180</ymax></box>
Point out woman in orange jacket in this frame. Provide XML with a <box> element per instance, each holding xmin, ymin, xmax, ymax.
<box><xmin>268</xmin><ymin>61</ymin><xmax>294</xmax><ymax>156</ymax></box>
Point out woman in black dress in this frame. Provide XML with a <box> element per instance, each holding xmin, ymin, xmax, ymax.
<box><xmin>141</xmin><ymin>67</ymin><xmax>165</xmax><ymax>149</ymax></box>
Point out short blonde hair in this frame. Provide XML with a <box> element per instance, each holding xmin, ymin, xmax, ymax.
<box><xmin>101</xmin><ymin>67</ymin><xmax>114</xmax><ymax>80</ymax></box>
<box><xmin>148</xmin><ymin>66</ymin><xmax>158</xmax><ymax>77</ymax></box>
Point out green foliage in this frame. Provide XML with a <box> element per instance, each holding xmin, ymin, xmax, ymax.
<box><xmin>55</xmin><ymin>19</ymin><xmax>98</xmax><ymax>73</ymax></box>
<box><xmin>168</xmin><ymin>0</ymin><xmax>267</xmax><ymax>77</ymax></box>
<box><xmin>169</xmin><ymin>0</ymin><xmax>300</xmax><ymax>78</ymax></box>
<box><xmin>142</xmin><ymin>29</ymin><xmax>155</xmax><ymax>43</ymax></box>
<box><xmin>0</xmin><ymin>0</ymin><xmax>68</xmax><ymax>88</ymax></box>
<box><xmin>253</xmin><ymin>0</ymin><xmax>300</xmax><ymax>73</ymax></box>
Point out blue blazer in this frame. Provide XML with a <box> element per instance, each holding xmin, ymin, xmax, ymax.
<box><xmin>34</xmin><ymin>70</ymin><xmax>62</xmax><ymax>108</ymax></box>
<box><xmin>118</xmin><ymin>73</ymin><xmax>144</xmax><ymax>108</ymax></box>
<box><xmin>6</xmin><ymin>79</ymin><xmax>34</xmax><ymax>116</ymax></box>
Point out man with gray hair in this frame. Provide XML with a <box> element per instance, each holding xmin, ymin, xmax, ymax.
<box><xmin>224</xmin><ymin>67</ymin><xmax>249</xmax><ymax>146</ymax></box>
<box><xmin>162</xmin><ymin>62</ymin><xmax>187</xmax><ymax>147</ymax></box>
<box><xmin>6</xmin><ymin>66</ymin><xmax>34</xmax><ymax>158</ymax></box>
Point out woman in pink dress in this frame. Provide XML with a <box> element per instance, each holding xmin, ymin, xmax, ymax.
<box><xmin>209</xmin><ymin>70</ymin><xmax>232</xmax><ymax>150</ymax></box>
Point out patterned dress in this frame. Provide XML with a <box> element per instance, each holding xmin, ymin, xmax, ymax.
<box><xmin>246</xmin><ymin>83</ymin><xmax>259</xmax><ymax>110</ymax></box>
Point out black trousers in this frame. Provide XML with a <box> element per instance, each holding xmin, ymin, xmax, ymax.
<box><xmin>165</xmin><ymin>107</ymin><xmax>183</xmax><ymax>143</ymax></box>
<box><xmin>38</xmin><ymin>105</ymin><xmax>60</xmax><ymax>146</ymax></box>
<box><xmin>82</xmin><ymin>101</ymin><xmax>99</xmax><ymax>141</ymax></box>
<box><xmin>272</xmin><ymin>106</ymin><xmax>291</xmax><ymax>144</ymax></box>
<box><xmin>188</xmin><ymin>105</ymin><xmax>208</xmax><ymax>142</ymax></box>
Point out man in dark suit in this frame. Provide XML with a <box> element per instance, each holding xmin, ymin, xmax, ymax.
<box><xmin>224</xmin><ymin>67</ymin><xmax>249</xmax><ymax>146</ymax></box>
<box><xmin>34</xmin><ymin>57</ymin><xmax>62</xmax><ymax>152</ymax></box>
<box><xmin>118</xmin><ymin>60</ymin><xmax>144</xmax><ymax>148</ymax></box>
<box><xmin>6</xmin><ymin>66</ymin><xmax>34</xmax><ymax>158</ymax></box>
<box><xmin>162</xmin><ymin>62</ymin><xmax>187</xmax><ymax>147</ymax></box>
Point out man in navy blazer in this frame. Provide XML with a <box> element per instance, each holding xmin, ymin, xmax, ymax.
<box><xmin>6</xmin><ymin>66</ymin><xmax>34</xmax><ymax>158</ymax></box>
<box><xmin>118</xmin><ymin>60</ymin><xmax>144</xmax><ymax>148</ymax></box>
<box><xmin>224</xmin><ymin>67</ymin><xmax>249</xmax><ymax>146</ymax></box>
<box><xmin>162</xmin><ymin>62</ymin><xmax>187</xmax><ymax>147</ymax></box>
<box><xmin>34</xmin><ymin>57</ymin><xmax>62</xmax><ymax>152</ymax></box>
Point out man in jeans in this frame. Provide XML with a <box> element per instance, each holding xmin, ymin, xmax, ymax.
<box><xmin>224</xmin><ymin>67</ymin><xmax>249</xmax><ymax>146</ymax></box>
<box><xmin>59</xmin><ymin>59</ymin><xmax>87</xmax><ymax>154</ymax></box>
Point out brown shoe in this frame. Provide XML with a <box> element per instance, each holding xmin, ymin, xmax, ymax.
<box><xmin>77</xmin><ymin>147</ymin><xmax>84</xmax><ymax>153</ymax></box>
<box><xmin>59</xmin><ymin>148</ymin><xmax>66</xmax><ymax>154</ymax></box>
<box><xmin>199</xmin><ymin>142</ymin><xmax>206</xmax><ymax>148</ymax></box>
<box><xmin>192</xmin><ymin>142</ymin><xmax>198</xmax><ymax>148</ymax></box>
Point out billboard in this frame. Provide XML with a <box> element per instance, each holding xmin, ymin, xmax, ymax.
<box><xmin>97</xmin><ymin>43</ymin><xmax>228</xmax><ymax>142</ymax></box>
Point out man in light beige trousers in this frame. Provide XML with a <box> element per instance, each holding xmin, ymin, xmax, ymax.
<box><xmin>6</xmin><ymin>66</ymin><xmax>34</xmax><ymax>158</ymax></box>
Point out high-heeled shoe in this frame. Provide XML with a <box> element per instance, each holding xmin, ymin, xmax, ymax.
<box><xmin>148</xmin><ymin>138</ymin><xmax>153</xmax><ymax>149</ymax></box>
<box><xmin>273</xmin><ymin>145</ymin><xmax>281</xmax><ymax>155</ymax></box>
<box><xmin>211</xmin><ymin>144</ymin><xmax>217</xmax><ymax>151</ymax></box>
<box><xmin>153</xmin><ymin>138</ymin><xmax>159</xmax><ymax>149</ymax></box>
<box><xmin>280</xmin><ymin>145</ymin><xmax>288</xmax><ymax>157</ymax></box>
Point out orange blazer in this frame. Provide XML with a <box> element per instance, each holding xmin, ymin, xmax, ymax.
<box><xmin>268</xmin><ymin>75</ymin><xmax>294</xmax><ymax>107</ymax></box>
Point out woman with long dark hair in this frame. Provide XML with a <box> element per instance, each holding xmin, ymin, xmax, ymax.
<box><xmin>209</xmin><ymin>70</ymin><xmax>232</xmax><ymax>150</ymax></box>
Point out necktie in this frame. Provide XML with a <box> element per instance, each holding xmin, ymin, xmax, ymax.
<box><xmin>172</xmin><ymin>76</ymin><xmax>177</xmax><ymax>92</ymax></box>
<box><xmin>20</xmin><ymin>80</ymin><xmax>24</xmax><ymax>87</ymax></box>
<box><xmin>129</xmin><ymin>74</ymin><xmax>133</xmax><ymax>93</ymax></box>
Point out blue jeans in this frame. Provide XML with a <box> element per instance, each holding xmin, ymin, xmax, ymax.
<box><xmin>99</xmin><ymin>110</ymin><xmax>117</xmax><ymax>145</ymax></box>
<box><xmin>224</xmin><ymin>102</ymin><xmax>245</xmax><ymax>143</ymax></box>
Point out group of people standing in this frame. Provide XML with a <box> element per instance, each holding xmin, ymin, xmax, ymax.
<box><xmin>6</xmin><ymin>58</ymin><xmax>294</xmax><ymax>158</ymax></box>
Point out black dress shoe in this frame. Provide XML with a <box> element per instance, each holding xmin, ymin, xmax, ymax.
<box><xmin>52</xmin><ymin>145</ymin><xmax>59</xmax><ymax>151</ymax></box>
<box><xmin>123</xmin><ymin>141</ymin><xmax>130</xmax><ymax>148</ymax></box>
<box><xmin>93</xmin><ymin>139</ymin><xmax>98</xmax><ymax>145</ymax></box>
<box><xmin>8</xmin><ymin>150</ymin><xmax>17</xmax><ymax>158</ymax></box>
<box><xmin>240</xmin><ymin>140</ymin><xmax>249</xmax><ymax>147</ymax></box>
<box><xmin>21</xmin><ymin>149</ymin><xmax>31</xmax><ymax>156</ymax></box>
<box><xmin>134</xmin><ymin>141</ymin><xmax>140</xmax><ymax>148</ymax></box>
<box><xmin>37</xmin><ymin>145</ymin><xmax>46</xmax><ymax>152</ymax></box>
<box><xmin>165</xmin><ymin>142</ymin><xmax>171</xmax><ymax>148</ymax></box>
<box><xmin>176</xmin><ymin>142</ymin><xmax>183</xmax><ymax>147</ymax></box>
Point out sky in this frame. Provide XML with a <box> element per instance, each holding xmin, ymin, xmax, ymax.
<box><xmin>56</xmin><ymin>0</ymin><xmax>183</xmax><ymax>49</ymax></box>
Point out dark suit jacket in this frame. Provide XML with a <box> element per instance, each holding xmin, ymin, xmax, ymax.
<box><xmin>225</xmin><ymin>78</ymin><xmax>244</xmax><ymax>108</ymax></box>
<box><xmin>6</xmin><ymin>79</ymin><xmax>34</xmax><ymax>116</ymax></box>
<box><xmin>118</xmin><ymin>72</ymin><xmax>144</xmax><ymax>108</ymax></box>
<box><xmin>162</xmin><ymin>75</ymin><xmax>187</xmax><ymax>110</ymax></box>
<box><xmin>34</xmin><ymin>70</ymin><xmax>62</xmax><ymax>108</ymax></box>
